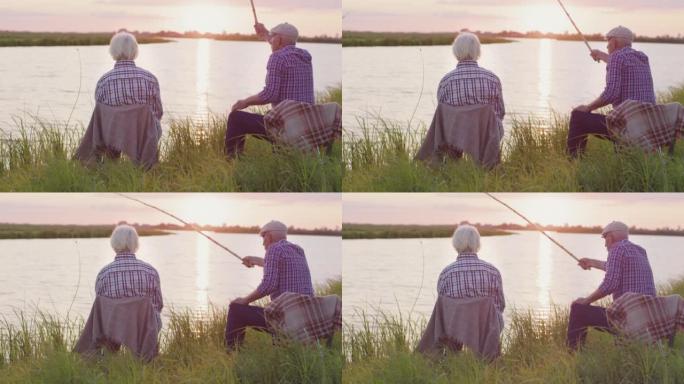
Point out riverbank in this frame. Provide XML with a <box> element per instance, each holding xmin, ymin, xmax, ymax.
<box><xmin>342</xmin><ymin>31</ymin><xmax>511</xmax><ymax>47</ymax></box>
<box><xmin>343</xmin><ymin>86</ymin><xmax>684</xmax><ymax>192</ymax></box>
<box><xmin>0</xmin><ymin>224</ymin><xmax>169</xmax><ymax>239</ymax></box>
<box><xmin>342</xmin><ymin>224</ymin><xmax>511</xmax><ymax>239</ymax></box>
<box><xmin>0</xmin><ymin>87</ymin><xmax>341</xmax><ymax>192</ymax></box>
<box><xmin>0</xmin><ymin>279</ymin><xmax>342</xmax><ymax>383</ymax></box>
<box><xmin>343</xmin><ymin>279</ymin><xmax>684</xmax><ymax>383</ymax></box>
<box><xmin>0</xmin><ymin>31</ymin><xmax>170</xmax><ymax>47</ymax></box>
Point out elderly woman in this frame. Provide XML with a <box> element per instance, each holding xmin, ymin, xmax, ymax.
<box><xmin>95</xmin><ymin>31</ymin><xmax>163</xmax><ymax>123</ymax></box>
<box><xmin>437</xmin><ymin>32</ymin><xmax>505</xmax><ymax>123</ymax></box>
<box><xmin>95</xmin><ymin>224</ymin><xmax>163</xmax><ymax>327</ymax></box>
<box><xmin>437</xmin><ymin>224</ymin><xmax>505</xmax><ymax>322</ymax></box>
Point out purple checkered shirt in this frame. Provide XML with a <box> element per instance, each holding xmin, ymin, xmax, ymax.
<box><xmin>437</xmin><ymin>252</ymin><xmax>505</xmax><ymax>313</ymax></box>
<box><xmin>258</xmin><ymin>45</ymin><xmax>315</xmax><ymax>108</ymax></box>
<box><xmin>437</xmin><ymin>60</ymin><xmax>505</xmax><ymax>121</ymax></box>
<box><xmin>256</xmin><ymin>239</ymin><xmax>314</xmax><ymax>300</ymax></box>
<box><xmin>600</xmin><ymin>47</ymin><xmax>655</xmax><ymax>108</ymax></box>
<box><xmin>598</xmin><ymin>239</ymin><xmax>656</xmax><ymax>300</ymax></box>
<box><xmin>95</xmin><ymin>252</ymin><xmax>163</xmax><ymax>314</ymax></box>
<box><xmin>95</xmin><ymin>60</ymin><xmax>163</xmax><ymax>120</ymax></box>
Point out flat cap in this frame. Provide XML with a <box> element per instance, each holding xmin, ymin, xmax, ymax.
<box><xmin>270</xmin><ymin>23</ymin><xmax>299</xmax><ymax>40</ymax></box>
<box><xmin>606</xmin><ymin>26</ymin><xmax>634</xmax><ymax>42</ymax></box>
<box><xmin>259</xmin><ymin>220</ymin><xmax>288</xmax><ymax>236</ymax></box>
<box><xmin>602</xmin><ymin>221</ymin><xmax>629</xmax><ymax>236</ymax></box>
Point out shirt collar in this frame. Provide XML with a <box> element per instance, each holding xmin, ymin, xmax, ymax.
<box><xmin>608</xmin><ymin>238</ymin><xmax>629</xmax><ymax>250</ymax></box>
<box><xmin>456</xmin><ymin>60</ymin><xmax>478</xmax><ymax>68</ymax></box>
<box><xmin>609</xmin><ymin>46</ymin><xmax>632</xmax><ymax>57</ymax></box>
<box><xmin>115</xmin><ymin>252</ymin><xmax>137</xmax><ymax>260</ymax></box>
<box><xmin>456</xmin><ymin>252</ymin><xmax>478</xmax><ymax>260</ymax></box>
<box><xmin>114</xmin><ymin>60</ymin><xmax>136</xmax><ymax>68</ymax></box>
<box><xmin>266</xmin><ymin>239</ymin><xmax>287</xmax><ymax>250</ymax></box>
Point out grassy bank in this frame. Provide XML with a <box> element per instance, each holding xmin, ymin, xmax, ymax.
<box><xmin>0</xmin><ymin>87</ymin><xmax>341</xmax><ymax>192</ymax></box>
<box><xmin>343</xmin><ymin>86</ymin><xmax>684</xmax><ymax>192</ymax></box>
<box><xmin>0</xmin><ymin>279</ymin><xmax>342</xmax><ymax>383</ymax></box>
<box><xmin>0</xmin><ymin>32</ymin><xmax>170</xmax><ymax>47</ymax></box>
<box><xmin>342</xmin><ymin>224</ymin><xmax>511</xmax><ymax>239</ymax></box>
<box><xmin>344</xmin><ymin>280</ymin><xmax>684</xmax><ymax>383</ymax></box>
<box><xmin>0</xmin><ymin>224</ymin><xmax>169</xmax><ymax>239</ymax></box>
<box><xmin>342</xmin><ymin>31</ymin><xmax>511</xmax><ymax>47</ymax></box>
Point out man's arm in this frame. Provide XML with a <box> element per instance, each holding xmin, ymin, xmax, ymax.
<box><xmin>578</xmin><ymin>258</ymin><xmax>606</xmax><ymax>271</ymax></box>
<box><xmin>232</xmin><ymin>250</ymin><xmax>279</xmax><ymax>305</ymax></box>
<box><xmin>231</xmin><ymin>94</ymin><xmax>268</xmax><ymax>112</ymax></box>
<box><xmin>575</xmin><ymin>248</ymin><xmax>622</xmax><ymax>305</ymax></box>
<box><xmin>575</xmin><ymin>52</ymin><xmax>620</xmax><ymax>112</ymax></box>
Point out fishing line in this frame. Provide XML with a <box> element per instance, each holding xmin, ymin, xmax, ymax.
<box><xmin>485</xmin><ymin>193</ymin><xmax>580</xmax><ymax>262</ymax></box>
<box><xmin>65</xmin><ymin>48</ymin><xmax>82</xmax><ymax>130</ymax></box>
<box><xmin>65</xmin><ymin>239</ymin><xmax>82</xmax><ymax>320</ymax></box>
<box><xmin>555</xmin><ymin>0</ymin><xmax>596</xmax><ymax>59</ymax></box>
<box><xmin>116</xmin><ymin>193</ymin><xmax>244</xmax><ymax>261</ymax></box>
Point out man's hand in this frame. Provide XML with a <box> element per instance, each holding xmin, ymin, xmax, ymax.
<box><xmin>254</xmin><ymin>23</ymin><xmax>269</xmax><ymax>38</ymax></box>
<box><xmin>573</xmin><ymin>297</ymin><xmax>590</xmax><ymax>306</ymax></box>
<box><xmin>242</xmin><ymin>256</ymin><xmax>264</xmax><ymax>268</ymax></box>
<box><xmin>578</xmin><ymin>258</ymin><xmax>594</xmax><ymax>270</ymax></box>
<box><xmin>573</xmin><ymin>104</ymin><xmax>591</xmax><ymax>113</ymax></box>
<box><xmin>590</xmin><ymin>49</ymin><xmax>608</xmax><ymax>63</ymax></box>
<box><xmin>231</xmin><ymin>99</ymin><xmax>249</xmax><ymax>112</ymax></box>
<box><xmin>231</xmin><ymin>297</ymin><xmax>250</xmax><ymax>306</ymax></box>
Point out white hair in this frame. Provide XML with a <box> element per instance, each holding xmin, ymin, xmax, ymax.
<box><xmin>452</xmin><ymin>224</ymin><xmax>481</xmax><ymax>253</ymax></box>
<box><xmin>452</xmin><ymin>32</ymin><xmax>481</xmax><ymax>61</ymax></box>
<box><xmin>110</xmin><ymin>224</ymin><xmax>139</xmax><ymax>253</ymax></box>
<box><xmin>109</xmin><ymin>31</ymin><xmax>139</xmax><ymax>61</ymax></box>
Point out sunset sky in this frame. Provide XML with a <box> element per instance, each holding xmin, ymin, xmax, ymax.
<box><xmin>0</xmin><ymin>193</ymin><xmax>341</xmax><ymax>229</ymax></box>
<box><xmin>344</xmin><ymin>0</ymin><xmax>684</xmax><ymax>36</ymax></box>
<box><xmin>0</xmin><ymin>0</ymin><xmax>341</xmax><ymax>35</ymax></box>
<box><xmin>343</xmin><ymin>193</ymin><xmax>684</xmax><ymax>229</ymax></box>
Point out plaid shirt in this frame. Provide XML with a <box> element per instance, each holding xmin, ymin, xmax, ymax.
<box><xmin>256</xmin><ymin>239</ymin><xmax>314</xmax><ymax>300</ymax></box>
<box><xmin>607</xmin><ymin>293</ymin><xmax>684</xmax><ymax>344</ymax></box>
<box><xmin>598</xmin><ymin>239</ymin><xmax>656</xmax><ymax>300</ymax></box>
<box><xmin>95</xmin><ymin>252</ymin><xmax>163</xmax><ymax>314</ymax></box>
<box><xmin>264</xmin><ymin>292</ymin><xmax>341</xmax><ymax>344</ymax></box>
<box><xmin>95</xmin><ymin>60</ymin><xmax>163</xmax><ymax>120</ymax></box>
<box><xmin>437</xmin><ymin>60</ymin><xmax>505</xmax><ymax>121</ymax></box>
<box><xmin>437</xmin><ymin>253</ymin><xmax>505</xmax><ymax>313</ymax></box>
<box><xmin>258</xmin><ymin>45</ymin><xmax>315</xmax><ymax>107</ymax></box>
<box><xmin>599</xmin><ymin>47</ymin><xmax>655</xmax><ymax>108</ymax></box>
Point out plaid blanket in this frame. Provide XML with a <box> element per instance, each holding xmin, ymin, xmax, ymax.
<box><xmin>606</xmin><ymin>100</ymin><xmax>684</xmax><ymax>152</ymax></box>
<box><xmin>264</xmin><ymin>292</ymin><xmax>341</xmax><ymax>344</ymax></box>
<box><xmin>606</xmin><ymin>292</ymin><xmax>684</xmax><ymax>344</ymax></box>
<box><xmin>263</xmin><ymin>100</ymin><xmax>341</xmax><ymax>152</ymax></box>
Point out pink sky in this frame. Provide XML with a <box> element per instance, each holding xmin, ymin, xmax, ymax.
<box><xmin>0</xmin><ymin>193</ymin><xmax>341</xmax><ymax>229</ymax></box>
<box><xmin>344</xmin><ymin>0</ymin><xmax>684</xmax><ymax>36</ymax></box>
<box><xmin>343</xmin><ymin>193</ymin><xmax>684</xmax><ymax>229</ymax></box>
<box><xmin>0</xmin><ymin>0</ymin><xmax>341</xmax><ymax>36</ymax></box>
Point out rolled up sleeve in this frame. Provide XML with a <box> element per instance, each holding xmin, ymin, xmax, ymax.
<box><xmin>256</xmin><ymin>248</ymin><xmax>279</xmax><ymax>296</ymax></box>
<box><xmin>258</xmin><ymin>55</ymin><xmax>283</xmax><ymax>103</ymax></box>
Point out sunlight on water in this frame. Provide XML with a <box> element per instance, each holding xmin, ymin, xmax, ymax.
<box><xmin>537</xmin><ymin>38</ymin><xmax>553</xmax><ymax>113</ymax></box>
<box><xmin>195</xmin><ymin>39</ymin><xmax>211</xmax><ymax>121</ymax></box>
<box><xmin>195</xmin><ymin>233</ymin><xmax>210</xmax><ymax>312</ymax></box>
<box><xmin>536</xmin><ymin>234</ymin><xmax>553</xmax><ymax>312</ymax></box>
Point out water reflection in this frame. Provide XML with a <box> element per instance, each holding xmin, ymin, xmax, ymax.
<box><xmin>537</xmin><ymin>39</ymin><xmax>553</xmax><ymax>114</ymax></box>
<box><xmin>536</xmin><ymin>234</ymin><xmax>552</xmax><ymax>311</ymax></box>
<box><xmin>195</xmin><ymin>39</ymin><xmax>210</xmax><ymax>120</ymax></box>
<box><xmin>195</xmin><ymin>233</ymin><xmax>210</xmax><ymax>312</ymax></box>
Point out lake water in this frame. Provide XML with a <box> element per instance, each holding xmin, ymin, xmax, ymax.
<box><xmin>0</xmin><ymin>231</ymin><xmax>341</xmax><ymax>324</ymax></box>
<box><xmin>343</xmin><ymin>39</ymin><xmax>684</xmax><ymax>135</ymax></box>
<box><xmin>343</xmin><ymin>231</ymin><xmax>684</xmax><ymax>327</ymax></box>
<box><xmin>0</xmin><ymin>39</ymin><xmax>341</xmax><ymax>134</ymax></box>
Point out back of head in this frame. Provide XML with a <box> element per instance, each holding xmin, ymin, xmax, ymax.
<box><xmin>271</xmin><ymin>22</ymin><xmax>299</xmax><ymax>45</ymax></box>
<box><xmin>110</xmin><ymin>224</ymin><xmax>140</xmax><ymax>253</ymax></box>
<box><xmin>109</xmin><ymin>31</ymin><xmax>139</xmax><ymax>61</ymax></box>
<box><xmin>452</xmin><ymin>224</ymin><xmax>481</xmax><ymax>253</ymax></box>
<box><xmin>452</xmin><ymin>32</ymin><xmax>481</xmax><ymax>62</ymax></box>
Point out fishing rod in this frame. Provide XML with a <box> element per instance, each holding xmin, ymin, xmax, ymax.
<box><xmin>485</xmin><ymin>193</ymin><xmax>580</xmax><ymax>262</ymax></box>
<box><xmin>555</xmin><ymin>0</ymin><xmax>595</xmax><ymax>57</ymax></box>
<box><xmin>116</xmin><ymin>193</ymin><xmax>243</xmax><ymax>261</ymax></box>
<box><xmin>249</xmin><ymin>0</ymin><xmax>258</xmax><ymax>24</ymax></box>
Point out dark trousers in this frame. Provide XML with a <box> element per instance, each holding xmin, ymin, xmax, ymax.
<box><xmin>566</xmin><ymin>303</ymin><xmax>614</xmax><ymax>351</ymax></box>
<box><xmin>224</xmin><ymin>303</ymin><xmax>271</xmax><ymax>351</ymax></box>
<box><xmin>224</xmin><ymin>110</ymin><xmax>271</xmax><ymax>158</ymax></box>
<box><xmin>567</xmin><ymin>110</ymin><xmax>613</xmax><ymax>158</ymax></box>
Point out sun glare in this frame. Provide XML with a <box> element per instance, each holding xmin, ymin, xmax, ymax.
<box><xmin>173</xmin><ymin>195</ymin><xmax>246</xmax><ymax>227</ymax></box>
<box><xmin>179</xmin><ymin>4</ymin><xmax>237</xmax><ymax>34</ymax></box>
<box><xmin>510</xmin><ymin>195</ymin><xmax>576</xmax><ymax>227</ymax></box>
<box><xmin>517</xmin><ymin>4</ymin><xmax>572</xmax><ymax>34</ymax></box>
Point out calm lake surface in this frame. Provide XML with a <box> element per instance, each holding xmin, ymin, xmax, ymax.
<box><xmin>343</xmin><ymin>231</ymin><xmax>684</xmax><ymax>327</ymax></box>
<box><xmin>0</xmin><ymin>232</ymin><xmax>341</xmax><ymax>323</ymax></box>
<box><xmin>343</xmin><ymin>39</ymin><xmax>684</xmax><ymax>135</ymax></box>
<box><xmin>0</xmin><ymin>39</ymin><xmax>341</xmax><ymax>134</ymax></box>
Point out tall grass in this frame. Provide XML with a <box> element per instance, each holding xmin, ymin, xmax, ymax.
<box><xmin>0</xmin><ymin>279</ymin><xmax>342</xmax><ymax>383</ymax></box>
<box><xmin>344</xmin><ymin>86</ymin><xmax>684</xmax><ymax>192</ymax></box>
<box><xmin>344</xmin><ymin>280</ymin><xmax>684</xmax><ymax>383</ymax></box>
<box><xmin>0</xmin><ymin>87</ymin><xmax>341</xmax><ymax>192</ymax></box>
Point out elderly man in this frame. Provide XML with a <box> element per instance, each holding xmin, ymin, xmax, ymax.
<box><xmin>438</xmin><ymin>32</ymin><xmax>505</xmax><ymax>124</ymax></box>
<box><xmin>567</xmin><ymin>26</ymin><xmax>655</xmax><ymax>158</ymax></box>
<box><xmin>95</xmin><ymin>31</ymin><xmax>163</xmax><ymax>126</ymax></box>
<box><xmin>224</xmin><ymin>22</ymin><xmax>315</xmax><ymax>158</ymax></box>
<box><xmin>566</xmin><ymin>221</ymin><xmax>656</xmax><ymax>350</ymax></box>
<box><xmin>224</xmin><ymin>220</ymin><xmax>314</xmax><ymax>350</ymax></box>
<box><xmin>438</xmin><ymin>224</ymin><xmax>505</xmax><ymax>323</ymax></box>
<box><xmin>95</xmin><ymin>224</ymin><xmax>164</xmax><ymax>328</ymax></box>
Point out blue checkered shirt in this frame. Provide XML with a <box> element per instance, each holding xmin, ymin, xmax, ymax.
<box><xmin>95</xmin><ymin>60</ymin><xmax>163</xmax><ymax>120</ymax></box>
<box><xmin>258</xmin><ymin>45</ymin><xmax>315</xmax><ymax>108</ymax></box>
<box><xmin>599</xmin><ymin>47</ymin><xmax>655</xmax><ymax>108</ymax></box>
<box><xmin>256</xmin><ymin>239</ymin><xmax>314</xmax><ymax>300</ymax></box>
<box><xmin>598</xmin><ymin>239</ymin><xmax>656</xmax><ymax>300</ymax></box>
<box><xmin>95</xmin><ymin>252</ymin><xmax>163</xmax><ymax>314</ymax></box>
<box><xmin>437</xmin><ymin>60</ymin><xmax>505</xmax><ymax>121</ymax></box>
<box><xmin>437</xmin><ymin>252</ymin><xmax>505</xmax><ymax>313</ymax></box>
